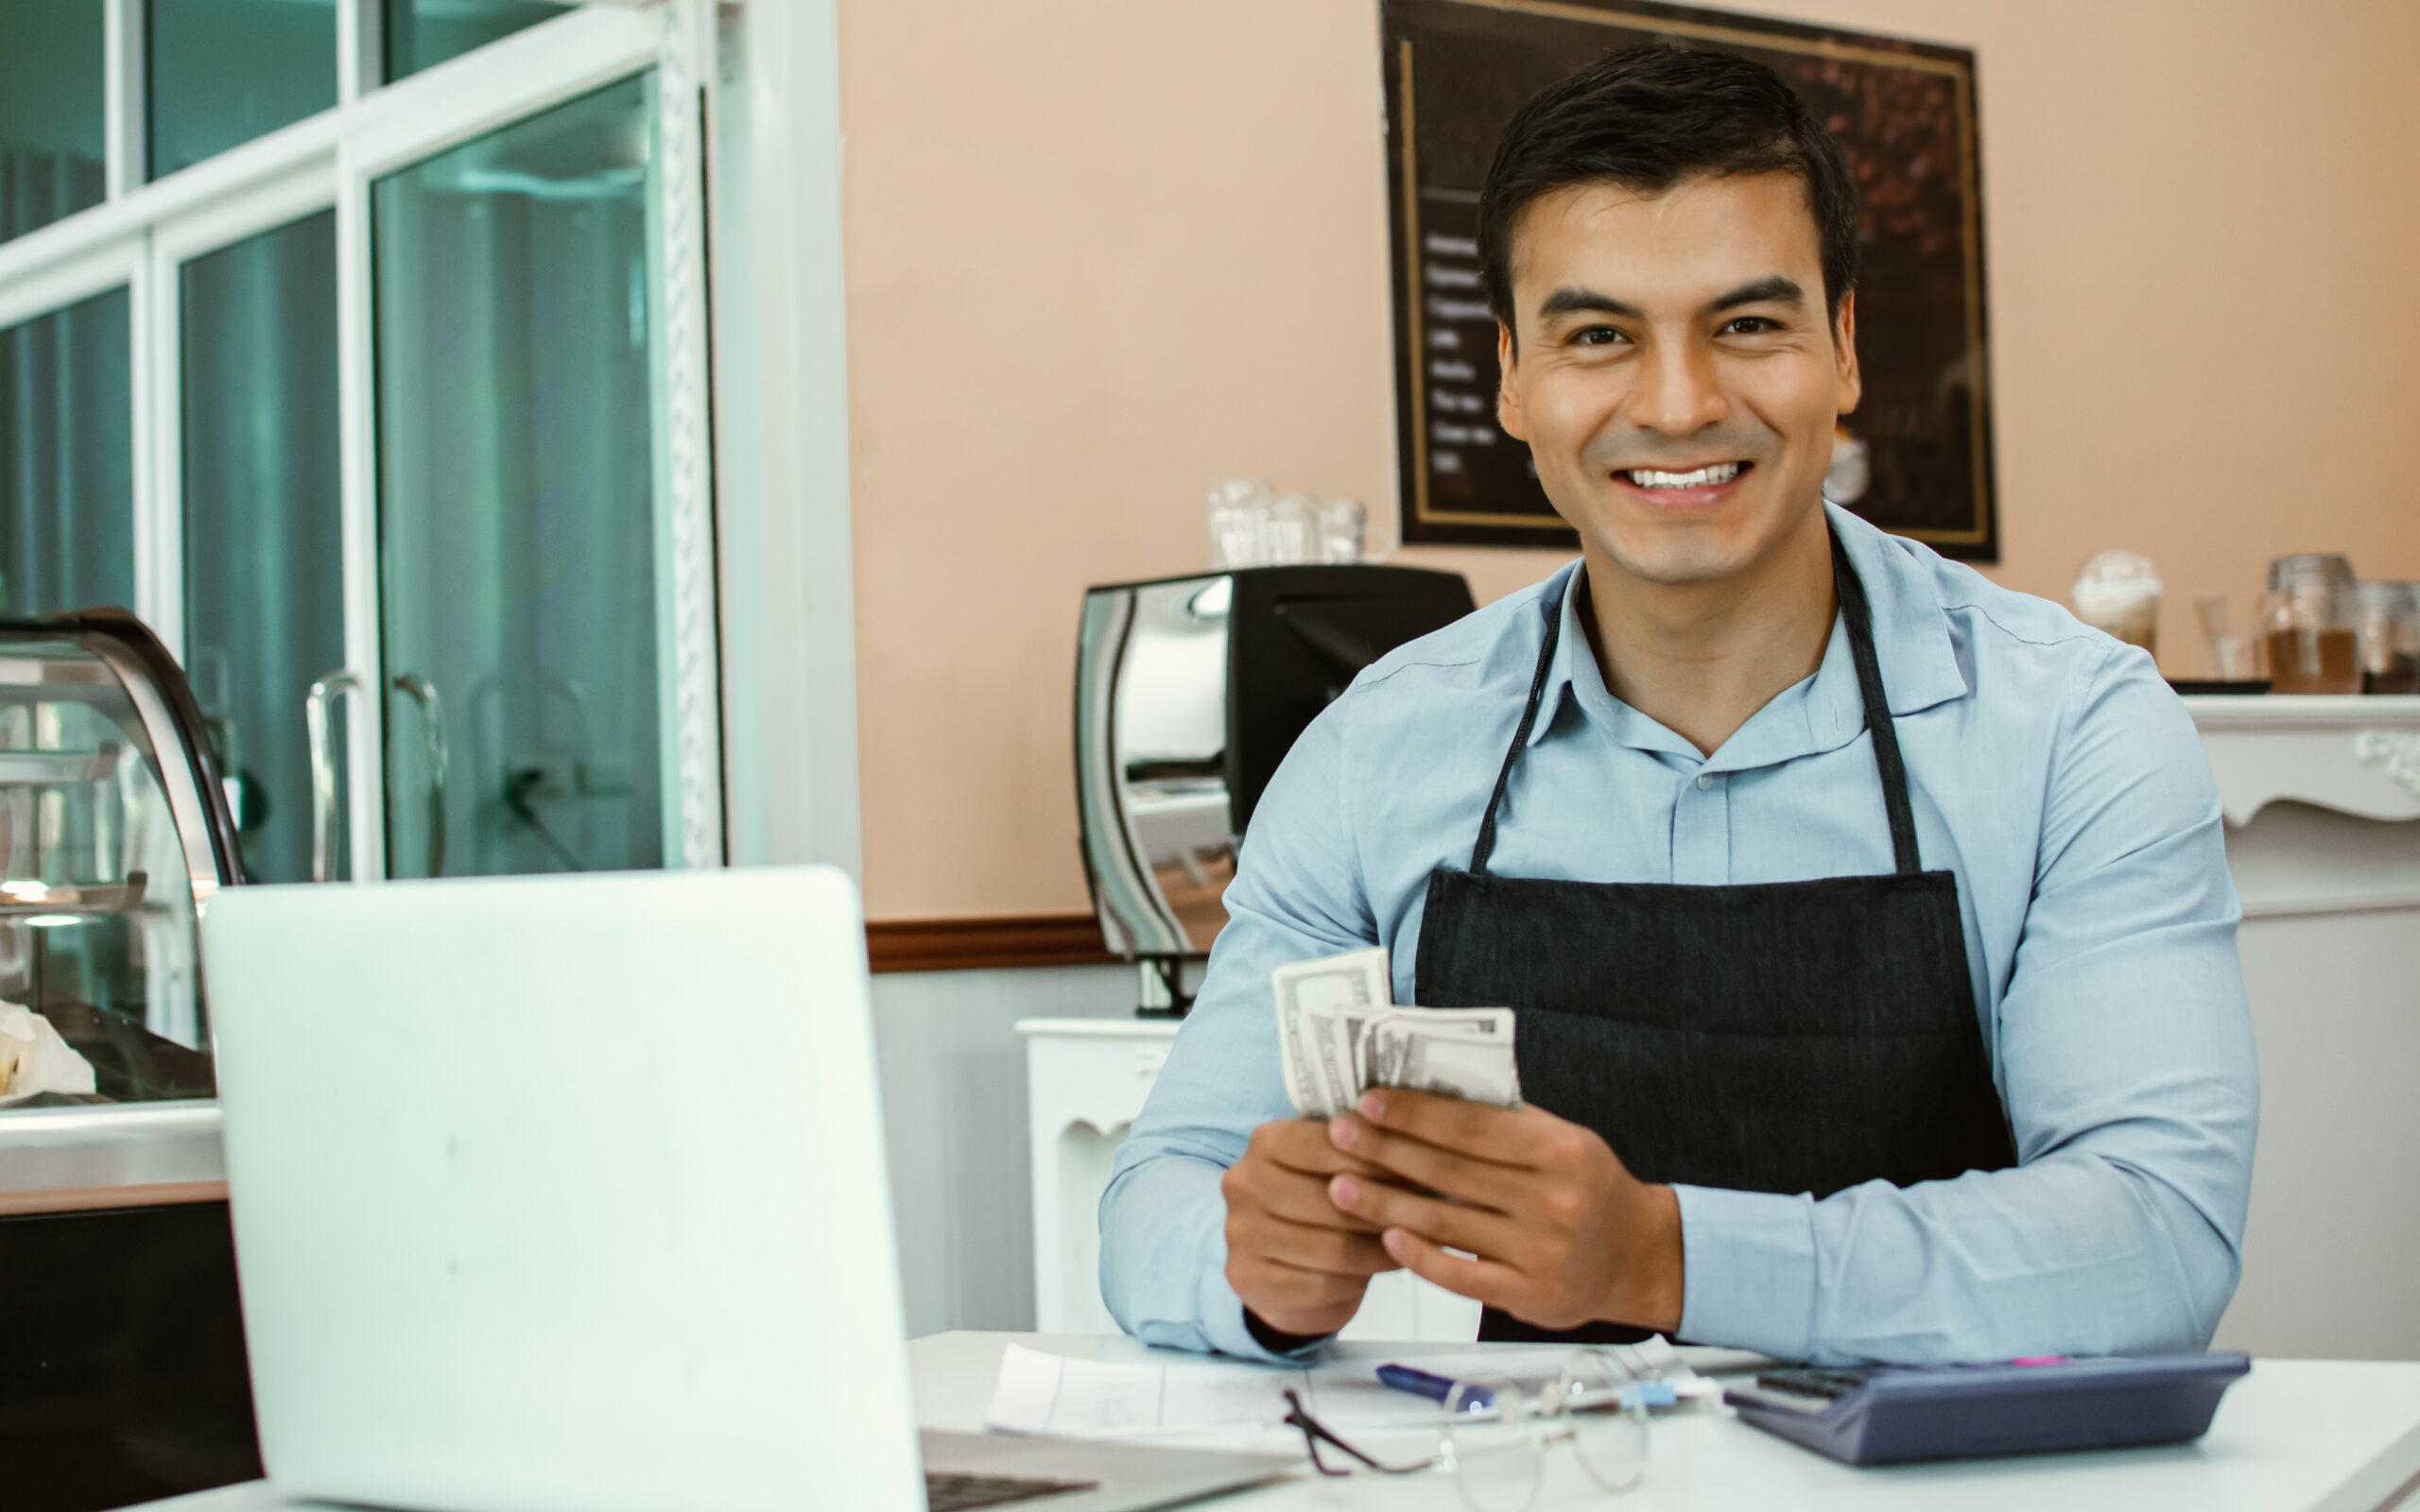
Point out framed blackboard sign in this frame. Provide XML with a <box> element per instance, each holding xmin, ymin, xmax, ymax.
<box><xmin>1385</xmin><ymin>0</ymin><xmax>1996</xmax><ymax>560</ymax></box>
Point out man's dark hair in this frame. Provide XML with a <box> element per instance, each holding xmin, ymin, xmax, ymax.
<box><xmin>1477</xmin><ymin>43</ymin><xmax>1860</xmax><ymax>339</ymax></box>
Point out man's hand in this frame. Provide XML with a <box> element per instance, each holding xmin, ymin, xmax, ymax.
<box><xmin>1325</xmin><ymin>1090</ymin><xmax>1684</xmax><ymax>1334</ymax></box>
<box><xmin>1222</xmin><ymin>1117</ymin><xmax>1405</xmax><ymax>1339</ymax></box>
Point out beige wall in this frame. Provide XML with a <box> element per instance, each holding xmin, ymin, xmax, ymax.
<box><xmin>836</xmin><ymin>0</ymin><xmax>2420</xmax><ymax>920</ymax></box>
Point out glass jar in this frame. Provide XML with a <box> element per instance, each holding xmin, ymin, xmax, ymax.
<box><xmin>1316</xmin><ymin>497</ymin><xmax>1367</xmax><ymax>564</ymax></box>
<box><xmin>2071</xmin><ymin>550</ymin><xmax>2163</xmax><ymax>658</ymax></box>
<box><xmin>1205</xmin><ymin>477</ymin><xmax>1270</xmax><ymax>569</ymax></box>
<box><xmin>2259</xmin><ymin>554</ymin><xmax>2361</xmax><ymax>695</ymax></box>
<box><xmin>1260</xmin><ymin>492</ymin><xmax>1317</xmax><ymax>566</ymax></box>
<box><xmin>2356</xmin><ymin>580</ymin><xmax>2420</xmax><ymax>695</ymax></box>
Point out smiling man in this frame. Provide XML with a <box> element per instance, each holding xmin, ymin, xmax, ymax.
<box><xmin>1099</xmin><ymin>45</ymin><xmax>2257</xmax><ymax>1365</ymax></box>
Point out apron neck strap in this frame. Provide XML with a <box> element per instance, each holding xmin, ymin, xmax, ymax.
<box><xmin>1468</xmin><ymin>583</ymin><xmax>1565</xmax><ymax>876</ymax></box>
<box><xmin>1831</xmin><ymin>531</ymin><xmax>1926</xmax><ymax>876</ymax></box>
<box><xmin>1467</xmin><ymin>528</ymin><xmax>1927</xmax><ymax>880</ymax></box>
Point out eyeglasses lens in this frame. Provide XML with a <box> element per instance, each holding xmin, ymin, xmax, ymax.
<box><xmin>1563</xmin><ymin>1350</ymin><xmax>1649</xmax><ymax>1493</ymax></box>
<box><xmin>1444</xmin><ymin>1376</ymin><xmax>1539</xmax><ymax>1512</ymax></box>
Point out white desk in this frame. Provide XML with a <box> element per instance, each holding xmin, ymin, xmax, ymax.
<box><xmin>119</xmin><ymin>1332</ymin><xmax>2420</xmax><ymax>1511</ymax></box>
<box><xmin>913</xmin><ymin>1332</ymin><xmax>2420</xmax><ymax>1512</ymax></box>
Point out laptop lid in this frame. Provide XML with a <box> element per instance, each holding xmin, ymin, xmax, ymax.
<box><xmin>202</xmin><ymin>867</ymin><xmax>923</xmax><ymax>1512</ymax></box>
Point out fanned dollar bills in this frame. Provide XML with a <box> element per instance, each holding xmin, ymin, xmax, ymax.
<box><xmin>1271</xmin><ymin>946</ymin><xmax>1520</xmax><ymax>1117</ymax></box>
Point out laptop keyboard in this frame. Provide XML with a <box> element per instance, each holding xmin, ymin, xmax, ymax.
<box><xmin>925</xmin><ymin>1471</ymin><xmax>1100</xmax><ymax>1510</ymax></box>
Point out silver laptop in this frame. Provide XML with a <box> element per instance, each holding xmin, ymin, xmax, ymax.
<box><xmin>203</xmin><ymin>867</ymin><xmax>1283</xmax><ymax>1512</ymax></box>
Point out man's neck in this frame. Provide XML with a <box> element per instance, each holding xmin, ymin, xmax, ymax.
<box><xmin>1577</xmin><ymin>506</ymin><xmax>1839</xmax><ymax>758</ymax></box>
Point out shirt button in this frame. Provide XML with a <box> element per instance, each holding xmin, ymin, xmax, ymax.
<box><xmin>1695</xmin><ymin>772</ymin><xmax>1715</xmax><ymax>791</ymax></box>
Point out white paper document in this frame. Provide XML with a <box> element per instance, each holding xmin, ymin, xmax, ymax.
<box><xmin>986</xmin><ymin>1344</ymin><xmax>1305</xmax><ymax>1439</ymax></box>
<box><xmin>983</xmin><ymin>1340</ymin><xmax>1700</xmax><ymax>1442</ymax></box>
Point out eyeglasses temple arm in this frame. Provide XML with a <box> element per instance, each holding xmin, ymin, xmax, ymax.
<box><xmin>1280</xmin><ymin>1390</ymin><xmax>1435</xmax><ymax>1477</ymax></box>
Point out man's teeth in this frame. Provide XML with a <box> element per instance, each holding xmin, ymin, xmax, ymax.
<box><xmin>1625</xmin><ymin>462</ymin><xmax>1742</xmax><ymax>489</ymax></box>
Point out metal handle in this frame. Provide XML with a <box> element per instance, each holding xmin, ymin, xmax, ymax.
<box><xmin>305</xmin><ymin>670</ymin><xmax>366</xmax><ymax>884</ymax></box>
<box><xmin>389</xmin><ymin>674</ymin><xmax>448</xmax><ymax>879</ymax></box>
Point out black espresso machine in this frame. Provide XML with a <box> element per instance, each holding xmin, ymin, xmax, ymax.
<box><xmin>1074</xmin><ymin>565</ymin><xmax>1475</xmax><ymax>1013</ymax></box>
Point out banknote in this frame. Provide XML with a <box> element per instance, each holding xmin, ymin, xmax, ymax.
<box><xmin>1365</xmin><ymin>1007</ymin><xmax>1521</xmax><ymax>1107</ymax></box>
<box><xmin>1364</xmin><ymin>1005</ymin><xmax>1505</xmax><ymax>1084</ymax></box>
<box><xmin>1271</xmin><ymin>946</ymin><xmax>1387</xmax><ymax>1118</ymax></box>
<box><xmin>1270</xmin><ymin>947</ymin><xmax>1519</xmax><ymax>1115</ymax></box>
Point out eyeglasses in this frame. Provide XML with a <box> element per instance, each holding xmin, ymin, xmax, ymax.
<box><xmin>1281</xmin><ymin>1349</ymin><xmax>1652</xmax><ymax>1512</ymax></box>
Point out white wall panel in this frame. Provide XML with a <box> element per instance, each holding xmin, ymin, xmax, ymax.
<box><xmin>871</xmin><ymin>965</ymin><xmax>1133</xmax><ymax>1337</ymax></box>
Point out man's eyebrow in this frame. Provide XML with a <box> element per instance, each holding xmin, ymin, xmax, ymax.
<box><xmin>1535</xmin><ymin>286</ymin><xmax>1642</xmax><ymax>321</ymax></box>
<box><xmin>1531</xmin><ymin>277</ymin><xmax>1807</xmax><ymax>323</ymax></box>
<box><xmin>1704</xmin><ymin>276</ymin><xmax>1806</xmax><ymax>314</ymax></box>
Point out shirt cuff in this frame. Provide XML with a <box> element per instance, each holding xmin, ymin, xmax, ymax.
<box><xmin>1244</xmin><ymin>1308</ymin><xmax>1335</xmax><ymax>1356</ymax></box>
<box><xmin>1673</xmin><ymin>1183</ymin><xmax>1817</xmax><ymax>1360</ymax></box>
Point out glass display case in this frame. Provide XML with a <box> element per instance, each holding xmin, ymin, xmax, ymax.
<box><xmin>0</xmin><ymin>610</ymin><xmax>255</xmax><ymax>1509</ymax></box>
<box><xmin>0</xmin><ymin>609</ymin><xmax>238</xmax><ymax>1111</ymax></box>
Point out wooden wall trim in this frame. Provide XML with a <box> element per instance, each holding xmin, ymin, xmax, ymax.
<box><xmin>866</xmin><ymin>913</ymin><xmax>1119</xmax><ymax>973</ymax></box>
<box><xmin>0</xmin><ymin>1180</ymin><xmax>229</xmax><ymax>1218</ymax></box>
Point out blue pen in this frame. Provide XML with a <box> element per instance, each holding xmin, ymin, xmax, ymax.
<box><xmin>1377</xmin><ymin>1363</ymin><xmax>1492</xmax><ymax>1410</ymax></box>
<box><xmin>1377</xmin><ymin>1363</ymin><xmax>1681</xmax><ymax>1414</ymax></box>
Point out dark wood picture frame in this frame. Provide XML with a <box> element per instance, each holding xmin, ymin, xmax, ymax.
<box><xmin>1384</xmin><ymin>0</ymin><xmax>1997</xmax><ymax>559</ymax></box>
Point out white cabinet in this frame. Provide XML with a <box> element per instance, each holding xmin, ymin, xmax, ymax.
<box><xmin>2188</xmin><ymin>696</ymin><xmax>2420</xmax><ymax>1361</ymax></box>
<box><xmin>1015</xmin><ymin>1017</ymin><xmax>1483</xmax><ymax>1341</ymax></box>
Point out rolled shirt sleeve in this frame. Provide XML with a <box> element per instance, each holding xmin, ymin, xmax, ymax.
<box><xmin>1099</xmin><ymin>706</ymin><xmax>1375</xmax><ymax>1362</ymax></box>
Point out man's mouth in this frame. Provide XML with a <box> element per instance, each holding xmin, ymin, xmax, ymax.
<box><xmin>1620</xmin><ymin>461</ymin><xmax>1748</xmax><ymax>489</ymax></box>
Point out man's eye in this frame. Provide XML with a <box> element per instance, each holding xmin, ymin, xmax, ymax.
<box><xmin>1722</xmin><ymin>316</ymin><xmax>1780</xmax><ymax>335</ymax></box>
<box><xmin>1573</xmin><ymin>326</ymin><xmax>1627</xmax><ymax>347</ymax></box>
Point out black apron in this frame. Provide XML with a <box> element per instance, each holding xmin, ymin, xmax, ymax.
<box><xmin>1413</xmin><ymin>534</ymin><xmax>2016</xmax><ymax>1344</ymax></box>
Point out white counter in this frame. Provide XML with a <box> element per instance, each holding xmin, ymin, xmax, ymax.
<box><xmin>2187</xmin><ymin>696</ymin><xmax>2420</xmax><ymax>1361</ymax></box>
<box><xmin>123</xmin><ymin>1332</ymin><xmax>2420</xmax><ymax>1510</ymax></box>
<box><xmin>908</xmin><ymin>1332</ymin><xmax>2420</xmax><ymax>1511</ymax></box>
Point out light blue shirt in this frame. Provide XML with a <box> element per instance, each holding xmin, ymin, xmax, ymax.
<box><xmin>1099</xmin><ymin>505</ymin><xmax>2256</xmax><ymax>1366</ymax></box>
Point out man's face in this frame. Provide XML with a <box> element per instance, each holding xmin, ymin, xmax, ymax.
<box><xmin>1496</xmin><ymin>172</ymin><xmax>1859</xmax><ymax>587</ymax></box>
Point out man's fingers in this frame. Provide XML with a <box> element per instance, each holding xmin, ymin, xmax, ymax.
<box><xmin>1226</xmin><ymin>1136</ymin><xmax>1395</xmax><ymax>1231</ymax></box>
<box><xmin>1229</xmin><ymin>1259</ymin><xmax>1369</xmax><ymax>1335</ymax></box>
<box><xmin>1329</xmin><ymin>1172</ymin><xmax>1513</xmax><ymax>1256</ymax></box>
<box><xmin>1241</xmin><ymin>1215</ymin><xmax>1399</xmax><ymax>1278</ymax></box>
<box><xmin>1256</xmin><ymin>1261</ymin><xmax>1370</xmax><ymax>1307</ymax></box>
<box><xmin>1328</xmin><ymin>1111</ymin><xmax>1521</xmax><ymax>1204</ymax></box>
<box><xmin>1251</xmin><ymin>1170</ymin><xmax>1389</xmax><ymax>1232</ymax></box>
<box><xmin>1380</xmin><ymin>1227</ymin><xmax>1525</xmax><ymax>1310</ymax></box>
<box><xmin>1255</xmin><ymin>1118</ymin><xmax>1392</xmax><ymax>1178</ymax></box>
<box><xmin>1356</xmin><ymin>1090</ymin><xmax>1545</xmax><ymax>1167</ymax></box>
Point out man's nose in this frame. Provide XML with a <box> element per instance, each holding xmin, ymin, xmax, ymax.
<box><xmin>1629</xmin><ymin>338</ymin><xmax>1728</xmax><ymax>438</ymax></box>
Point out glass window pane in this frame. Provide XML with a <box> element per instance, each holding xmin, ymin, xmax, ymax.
<box><xmin>182</xmin><ymin>211</ymin><xmax>343</xmax><ymax>885</ymax></box>
<box><xmin>0</xmin><ymin>288</ymin><xmax>134</xmax><ymax>616</ymax></box>
<box><xmin>386</xmin><ymin>0</ymin><xmax>571</xmax><ymax>83</ymax></box>
<box><xmin>147</xmin><ymin>0</ymin><xmax>337</xmax><ymax>180</ymax></box>
<box><xmin>0</xmin><ymin>0</ymin><xmax>106</xmax><ymax>245</ymax></box>
<box><xmin>373</xmin><ymin>75</ymin><xmax>666</xmax><ymax>879</ymax></box>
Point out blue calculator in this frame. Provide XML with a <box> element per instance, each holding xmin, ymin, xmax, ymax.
<box><xmin>1722</xmin><ymin>1352</ymin><xmax>2252</xmax><ymax>1466</ymax></box>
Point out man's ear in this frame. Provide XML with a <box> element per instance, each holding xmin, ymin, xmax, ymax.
<box><xmin>1833</xmin><ymin>290</ymin><xmax>1862</xmax><ymax>417</ymax></box>
<box><xmin>1495</xmin><ymin>323</ymin><xmax>1530</xmax><ymax>442</ymax></box>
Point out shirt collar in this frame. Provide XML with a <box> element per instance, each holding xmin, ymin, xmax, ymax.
<box><xmin>1523</xmin><ymin>504</ymin><xmax>1971</xmax><ymax>765</ymax></box>
<box><xmin>1824</xmin><ymin>502</ymin><xmax>1970</xmax><ymax>720</ymax></box>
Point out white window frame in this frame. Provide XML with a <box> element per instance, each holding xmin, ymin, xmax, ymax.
<box><xmin>0</xmin><ymin>1</ymin><xmax>760</xmax><ymax>878</ymax></box>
